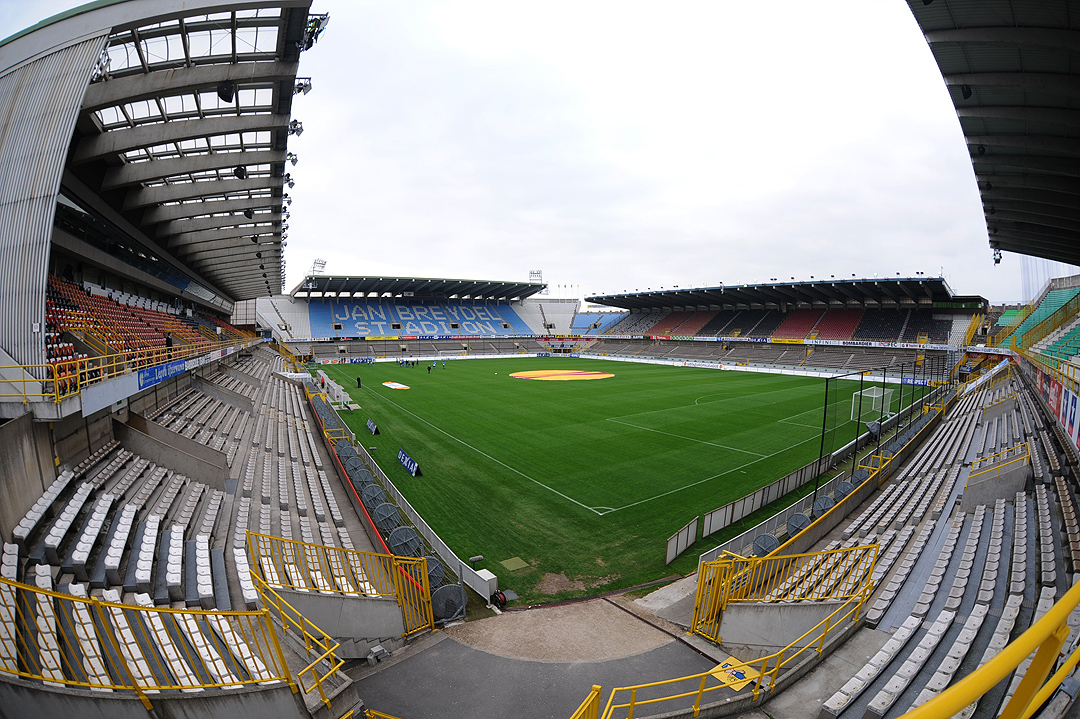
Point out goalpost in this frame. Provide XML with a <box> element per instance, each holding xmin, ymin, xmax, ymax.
<box><xmin>850</xmin><ymin>386</ymin><xmax>895</xmax><ymax>422</ymax></box>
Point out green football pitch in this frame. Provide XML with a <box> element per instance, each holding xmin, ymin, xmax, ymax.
<box><xmin>317</xmin><ymin>357</ymin><xmax>902</xmax><ymax>601</ymax></box>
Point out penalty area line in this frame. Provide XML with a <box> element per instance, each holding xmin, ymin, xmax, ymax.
<box><xmin>367</xmin><ymin>390</ymin><xmax>603</xmax><ymax>516</ymax></box>
<box><xmin>600</xmin><ymin>432</ymin><xmax>822</xmax><ymax>515</ymax></box>
<box><xmin>605</xmin><ymin>418</ymin><xmax>766</xmax><ymax>458</ymax></box>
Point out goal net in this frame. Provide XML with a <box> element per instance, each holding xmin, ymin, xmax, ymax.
<box><xmin>851</xmin><ymin>386</ymin><xmax>894</xmax><ymax>422</ymax></box>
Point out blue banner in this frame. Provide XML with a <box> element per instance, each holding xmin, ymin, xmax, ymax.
<box><xmin>367</xmin><ymin>418</ymin><xmax>379</xmax><ymax>435</ymax></box>
<box><xmin>398</xmin><ymin>448</ymin><xmax>420</xmax><ymax>476</ymax></box>
<box><xmin>137</xmin><ymin>359</ymin><xmax>186</xmax><ymax>390</ymax></box>
<box><xmin>901</xmin><ymin>377</ymin><xmax>931</xmax><ymax>386</ymax></box>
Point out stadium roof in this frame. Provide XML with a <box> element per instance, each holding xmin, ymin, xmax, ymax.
<box><xmin>37</xmin><ymin>0</ymin><xmax>321</xmax><ymax>302</ymax></box>
<box><xmin>587</xmin><ymin>276</ymin><xmax>986</xmax><ymax>311</ymax></box>
<box><xmin>908</xmin><ymin>1</ymin><xmax>1080</xmax><ymax>267</ymax></box>
<box><xmin>289</xmin><ymin>275</ymin><xmax>547</xmax><ymax>301</ymax></box>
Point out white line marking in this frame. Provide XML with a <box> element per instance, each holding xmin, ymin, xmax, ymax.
<box><xmin>369</xmin><ymin>390</ymin><xmax>603</xmax><ymax>515</ymax></box>
<box><xmin>599</xmin><ymin>432</ymin><xmax>823</xmax><ymax>515</ymax></box>
<box><xmin>605</xmin><ymin>418</ymin><xmax>767</xmax><ymax>457</ymax></box>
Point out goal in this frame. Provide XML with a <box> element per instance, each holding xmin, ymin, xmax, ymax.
<box><xmin>850</xmin><ymin>386</ymin><xmax>894</xmax><ymax>422</ymax></box>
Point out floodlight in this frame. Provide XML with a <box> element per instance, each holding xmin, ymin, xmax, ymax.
<box><xmin>234</xmin><ymin>166</ymin><xmax>247</xmax><ymax>180</ymax></box>
<box><xmin>295</xmin><ymin>78</ymin><xmax>313</xmax><ymax>95</ymax></box>
<box><xmin>284</xmin><ymin>174</ymin><xmax>295</xmax><ymax>189</ymax></box>
<box><xmin>977</xmin><ymin>145</ymin><xmax>986</xmax><ymax>155</ymax></box>
<box><xmin>286</xmin><ymin>152</ymin><xmax>298</xmax><ymax>166</ymax></box>
<box><xmin>256</xmin><ymin>252</ymin><xmax>262</xmax><ymax>258</ymax></box>
<box><xmin>288</xmin><ymin>120</ymin><xmax>304</xmax><ymax>136</ymax></box>
<box><xmin>989</xmin><ymin>207</ymin><xmax>996</xmax><ymax>215</ymax></box>
<box><xmin>960</xmin><ymin>84</ymin><xmax>972</xmax><ymax>99</ymax></box>
<box><xmin>259</xmin><ymin>264</ymin><xmax>265</xmax><ymax>270</ymax></box>
<box><xmin>251</xmin><ymin>235</ymin><xmax>258</xmax><ymax>243</ymax></box>
<box><xmin>243</xmin><ymin>209</ymin><xmax>254</xmax><ymax>219</ymax></box>
<box><xmin>217</xmin><ymin>81</ymin><xmax>235</xmax><ymax>103</ymax></box>
<box><xmin>262</xmin><ymin>273</ymin><xmax>267</xmax><ymax>278</ymax></box>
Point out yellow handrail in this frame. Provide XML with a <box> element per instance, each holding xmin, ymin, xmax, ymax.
<box><xmin>249</xmin><ymin>572</ymin><xmax>345</xmax><ymax>710</ymax></box>
<box><xmin>0</xmin><ymin>575</ymin><xmax>292</xmax><ymax>710</ymax></box>
<box><xmin>898</xmin><ymin>579</ymin><xmax>1080</xmax><ymax>719</ymax></box>
<box><xmin>569</xmin><ymin>685</ymin><xmax>602</xmax><ymax>719</ymax></box>
<box><xmin>1018</xmin><ymin>291</ymin><xmax>1080</xmax><ymax>350</ymax></box>
<box><xmin>0</xmin><ymin>337</ymin><xmax>261</xmax><ymax>404</ymax></box>
<box><xmin>589</xmin><ymin>585</ymin><xmax>872</xmax><ymax>717</ymax></box>
<box><xmin>246</xmin><ymin>531</ymin><xmax>434</xmax><ymax>636</ymax></box>
<box><xmin>967</xmin><ymin>443</ymin><xmax>1030</xmax><ymax>482</ymax></box>
<box><xmin>963</xmin><ymin>313</ymin><xmax>983</xmax><ymax>347</ymax></box>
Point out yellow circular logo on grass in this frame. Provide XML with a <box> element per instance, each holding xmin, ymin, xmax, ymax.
<box><xmin>509</xmin><ymin>369</ymin><xmax>614</xmax><ymax>381</ymax></box>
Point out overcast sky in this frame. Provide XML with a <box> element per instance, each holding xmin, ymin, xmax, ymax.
<box><xmin>5</xmin><ymin>1</ymin><xmax>1031</xmax><ymax>302</ymax></box>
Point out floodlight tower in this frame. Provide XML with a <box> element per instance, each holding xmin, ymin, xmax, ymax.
<box><xmin>310</xmin><ymin>258</ymin><xmax>326</xmax><ymax>276</ymax></box>
<box><xmin>530</xmin><ymin>269</ymin><xmax>549</xmax><ymax>295</ymax></box>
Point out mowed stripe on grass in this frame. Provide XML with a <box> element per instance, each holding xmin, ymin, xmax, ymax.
<box><xmin>320</xmin><ymin>357</ymin><xmax>864</xmax><ymax>601</ymax></box>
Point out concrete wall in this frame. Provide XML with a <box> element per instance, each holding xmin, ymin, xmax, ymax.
<box><xmin>0</xmin><ymin>671</ymin><xmax>309</xmax><ymax>719</ymax></box>
<box><xmin>717</xmin><ymin>600</ymin><xmax>846</xmax><ymax>660</ymax></box>
<box><xmin>0</xmin><ymin>411</ymin><xmax>54</xmax><ymax>544</ymax></box>
<box><xmin>961</xmin><ymin>459</ymin><xmax>1032</xmax><ymax>511</ymax></box>
<box><xmin>113</xmin><ymin>417</ymin><xmax>226</xmax><ymax>489</ymax></box>
<box><xmin>275</xmin><ymin>587</ymin><xmax>405</xmax><ymax>641</ymax></box>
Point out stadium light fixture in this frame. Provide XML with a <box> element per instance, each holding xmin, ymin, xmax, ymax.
<box><xmin>234</xmin><ymin>166</ymin><xmax>247</xmax><ymax>180</ymax></box>
<box><xmin>217</xmin><ymin>81</ymin><xmax>235</xmax><ymax>103</ymax></box>
<box><xmin>960</xmin><ymin>84</ymin><xmax>972</xmax><ymax>99</ymax></box>
<box><xmin>243</xmin><ymin>209</ymin><xmax>254</xmax><ymax>219</ymax></box>
<box><xmin>284</xmin><ymin>174</ymin><xmax>295</xmax><ymax>189</ymax></box>
<box><xmin>977</xmin><ymin>145</ymin><xmax>986</xmax><ymax>155</ymax></box>
<box><xmin>286</xmin><ymin>152</ymin><xmax>298</xmax><ymax>166</ymax></box>
<box><xmin>288</xmin><ymin>120</ymin><xmax>304</xmax><ymax>136</ymax></box>
<box><xmin>294</xmin><ymin>78</ymin><xmax>313</xmax><ymax>95</ymax></box>
<box><xmin>251</xmin><ymin>235</ymin><xmax>259</xmax><ymax>243</ymax></box>
<box><xmin>256</xmin><ymin>252</ymin><xmax>262</xmax><ymax>258</ymax></box>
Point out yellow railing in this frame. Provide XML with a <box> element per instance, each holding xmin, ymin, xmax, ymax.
<box><xmin>587</xmin><ymin>587</ymin><xmax>871</xmax><ymax>718</ymax></box>
<box><xmin>963</xmin><ymin>313</ymin><xmax>983</xmax><ymax>347</ymax></box>
<box><xmin>247</xmin><ymin>532</ymin><xmax>434</xmax><ymax>636</ymax></box>
<box><xmin>899</xmin><ymin>578</ymin><xmax>1080</xmax><ymax>719</ymax></box>
<box><xmin>570</xmin><ymin>685</ymin><xmax>603</xmax><ymax>719</ymax></box>
<box><xmin>1018</xmin><ymin>291</ymin><xmax>1080</xmax><ymax>350</ymax></box>
<box><xmin>968</xmin><ymin>443</ymin><xmax>1030</xmax><ymax>483</ymax></box>
<box><xmin>0</xmin><ymin>575</ymin><xmax>293</xmax><ymax>710</ymax></box>
<box><xmin>691</xmin><ymin>545</ymin><xmax>877</xmax><ymax>643</ymax></box>
<box><xmin>992</xmin><ymin>304</ymin><xmax>1033</xmax><ymax>348</ymax></box>
<box><xmin>0</xmin><ymin>337</ymin><xmax>260</xmax><ymax>404</ymax></box>
<box><xmin>249</xmin><ymin>572</ymin><xmax>345</xmax><ymax>710</ymax></box>
<box><xmin>366</xmin><ymin>711</ymin><xmax>406</xmax><ymax>719</ymax></box>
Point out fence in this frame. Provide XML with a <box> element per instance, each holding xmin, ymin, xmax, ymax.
<box><xmin>665</xmin><ymin>517</ymin><xmax>698</xmax><ymax>564</ymax></box>
<box><xmin>691</xmin><ymin>544</ymin><xmax>877</xmax><ymax>644</ymax></box>
<box><xmin>0</xmin><ymin>337</ymin><xmax>261</xmax><ymax>404</ymax></box>
<box><xmin>692</xmin><ymin>386</ymin><xmax>944</xmax><ymax>567</ymax></box>
<box><xmin>353</xmin><ymin>441</ymin><xmax>498</xmax><ymax>599</ymax></box>
<box><xmin>249</xmin><ymin>573</ymin><xmax>346</xmax><ymax>710</ymax></box>
<box><xmin>247</xmin><ymin>531</ymin><xmax>434</xmax><ymax>636</ymax></box>
<box><xmin>580</xmin><ymin>585</ymin><xmax>872</xmax><ymax>718</ymax></box>
<box><xmin>0</xmin><ymin>575</ymin><xmax>292</xmax><ymax>710</ymax></box>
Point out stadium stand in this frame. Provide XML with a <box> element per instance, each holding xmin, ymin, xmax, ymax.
<box><xmin>853</xmin><ymin>309</ymin><xmax>908</xmax><ymax>342</ymax></box>
<box><xmin>306</xmin><ymin>299</ymin><xmax>533</xmax><ymax>338</ymax></box>
<box><xmin>570</xmin><ymin>311</ymin><xmax>626</xmax><ymax>335</ymax></box>
<box><xmin>813</xmin><ymin>308</ymin><xmax>864</xmax><ymax>341</ymax></box>
<box><xmin>1012</xmin><ymin>288</ymin><xmax>1080</xmax><ymax>343</ymax></box>
<box><xmin>646</xmin><ymin>310</ymin><xmax>696</xmax><ymax>335</ymax></box>
<box><xmin>771</xmin><ymin>309</ymin><xmax>825</xmax><ymax>339</ymax></box>
<box><xmin>901</xmin><ymin>310</ymin><xmax>952</xmax><ymax>343</ymax></box>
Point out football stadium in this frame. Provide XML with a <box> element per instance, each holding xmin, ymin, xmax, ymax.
<box><xmin>0</xmin><ymin>2</ymin><xmax>1078</xmax><ymax>719</ymax></box>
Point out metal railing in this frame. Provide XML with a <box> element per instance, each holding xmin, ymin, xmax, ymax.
<box><xmin>692</xmin><ymin>545</ymin><xmax>877</xmax><ymax>643</ymax></box>
<box><xmin>1018</xmin><ymin>291</ymin><xmax>1080</xmax><ymax>351</ymax></box>
<box><xmin>249</xmin><ymin>572</ymin><xmax>345</xmax><ymax>710</ymax></box>
<box><xmin>898</xmin><ymin>578</ymin><xmax>1080</xmax><ymax>719</ymax></box>
<box><xmin>247</xmin><ymin>532</ymin><xmax>434</xmax><ymax>636</ymax></box>
<box><xmin>0</xmin><ymin>336</ymin><xmax>260</xmax><ymax>404</ymax></box>
<box><xmin>0</xmin><ymin>575</ymin><xmax>293</xmax><ymax>710</ymax></box>
<box><xmin>967</xmin><ymin>443</ymin><xmax>1030</xmax><ymax>483</ymax></box>
<box><xmin>963</xmin><ymin>313</ymin><xmax>983</xmax><ymax>348</ymax></box>
<box><xmin>582</xmin><ymin>586</ymin><xmax>872</xmax><ymax>718</ymax></box>
<box><xmin>570</xmin><ymin>685</ymin><xmax>603</xmax><ymax>719</ymax></box>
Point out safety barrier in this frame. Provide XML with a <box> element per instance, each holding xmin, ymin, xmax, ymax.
<box><xmin>570</xmin><ymin>685</ymin><xmax>603</xmax><ymax>719</ymax></box>
<box><xmin>963</xmin><ymin>313</ymin><xmax>983</xmax><ymax>348</ymax></box>
<box><xmin>992</xmin><ymin>303</ymin><xmax>1032</xmax><ymax>348</ymax></box>
<box><xmin>898</xmin><ymin>578</ymin><xmax>1080</xmax><ymax>719</ymax></box>
<box><xmin>249</xmin><ymin>572</ymin><xmax>345</xmax><ymax>710</ymax></box>
<box><xmin>1018</xmin><ymin>290</ymin><xmax>1080</xmax><ymax>351</ymax></box>
<box><xmin>967</xmin><ymin>443</ymin><xmax>1030</xmax><ymax>483</ymax></box>
<box><xmin>691</xmin><ymin>545</ymin><xmax>877</xmax><ymax>643</ymax></box>
<box><xmin>0</xmin><ymin>337</ymin><xmax>261</xmax><ymax>404</ymax></box>
<box><xmin>0</xmin><ymin>575</ymin><xmax>292</xmax><ymax>710</ymax></box>
<box><xmin>366</xmin><ymin>711</ymin><xmax>405</xmax><ymax>719</ymax></box>
<box><xmin>247</xmin><ymin>532</ymin><xmax>434</xmax><ymax>636</ymax></box>
<box><xmin>579</xmin><ymin>586</ymin><xmax>871</xmax><ymax>718</ymax></box>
